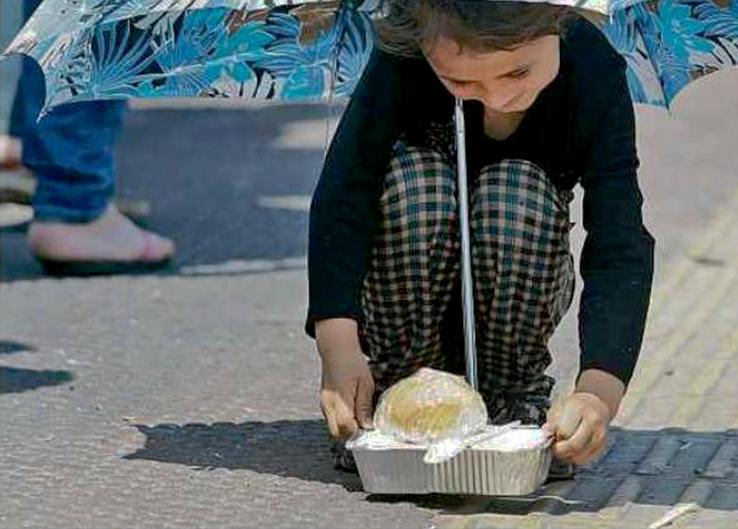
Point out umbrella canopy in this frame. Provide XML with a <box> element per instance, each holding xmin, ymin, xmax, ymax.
<box><xmin>2</xmin><ymin>0</ymin><xmax>737</xmax><ymax>111</ymax></box>
<box><xmin>3</xmin><ymin>0</ymin><xmax>378</xmax><ymax>110</ymax></box>
<box><xmin>589</xmin><ymin>0</ymin><xmax>738</xmax><ymax>106</ymax></box>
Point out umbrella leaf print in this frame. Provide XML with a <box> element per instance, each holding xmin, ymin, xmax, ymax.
<box><xmin>148</xmin><ymin>10</ymin><xmax>230</xmax><ymax>97</ymax></box>
<box><xmin>42</xmin><ymin>18</ymin><xmax>158</xmax><ymax>109</ymax></box>
<box><xmin>257</xmin><ymin>9</ymin><xmax>343</xmax><ymax>101</ymax></box>
<box><xmin>693</xmin><ymin>0</ymin><xmax>738</xmax><ymax>44</ymax></box>
<box><xmin>210</xmin><ymin>13</ymin><xmax>276</xmax><ymax>87</ymax></box>
<box><xmin>602</xmin><ymin>8</ymin><xmax>668</xmax><ymax>105</ymax></box>
<box><xmin>105</xmin><ymin>0</ymin><xmax>173</xmax><ymax>21</ymax></box>
<box><xmin>673</xmin><ymin>0</ymin><xmax>738</xmax><ymax>77</ymax></box>
<box><xmin>332</xmin><ymin>8</ymin><xmax>373</xmax><ymax>97</ymax></box>
<box><xmin>634</xmin><ymin>3</ymin><xmax>695</xmax><ymax>104</ymax></box>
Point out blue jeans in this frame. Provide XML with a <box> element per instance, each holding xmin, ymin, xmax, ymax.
<box><xmin>9</xmin><ymin>0</ymin><xmax>127</xmax><ymax>223</ymax></box>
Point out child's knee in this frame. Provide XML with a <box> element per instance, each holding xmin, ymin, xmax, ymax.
<box><xmin>473</xmin><ymin>159</ymin><xmax>570</xmax><ymax>250</ymax></box>
<box><xmin>381</xmin><ymin>147</ymin><xmax>458</xmax><ymax>233</ymax></box>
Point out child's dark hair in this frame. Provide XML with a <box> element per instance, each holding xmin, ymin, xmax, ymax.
<box><xmin>376</xmin><ymin>0</ymin><xmax>575</xmax><ymax>57</ymax></box>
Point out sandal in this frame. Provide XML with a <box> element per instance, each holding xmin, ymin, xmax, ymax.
<box><xmin>0</xmin><ymin>168</ymin><xmax>35</xmax><ymax>205</ymax></box>
<box><xmin>36</xmin><ymin>232</ymin><xmax>174</xmax><ymax>277</ymax></box>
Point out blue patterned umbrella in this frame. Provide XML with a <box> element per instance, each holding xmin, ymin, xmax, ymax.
<box><xmin>589</xmin><ymin>0</ymin><xmax>738</xmax><ymax>106</ymax></box>
<box><xmin>2</xmin><ymin>0</ymin><xmax>737</xmax><ymax>111</ymax></box>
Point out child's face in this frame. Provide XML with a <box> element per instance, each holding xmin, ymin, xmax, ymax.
<box><xmin>423</xmin><ymin>35</ymin><xmax>560</xmax><ymax>114</ymax></box>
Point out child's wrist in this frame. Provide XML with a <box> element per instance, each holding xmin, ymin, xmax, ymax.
<box><xmin>575</xmin><ymin>369</ymin><xmax>626</xmax><ymax>422</ymax></box>
<box><xmin>315</xmin><ymin>318</ymin><xmax>362</xmax><ymax>360</ymax></box>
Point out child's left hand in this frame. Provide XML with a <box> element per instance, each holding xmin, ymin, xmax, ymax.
<box><xmin>543</xmin><ymin>391</ymin><xmax>611</xmax><ymax>466</ymax></box>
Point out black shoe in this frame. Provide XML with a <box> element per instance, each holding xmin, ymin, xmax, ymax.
<box><xmin>331</xmin><ymin>440</ymin><xmax>358</xmax><ymax>473</ymax></box>
<box><xmin>547</xmin><ymin>457</ymin><xmax>576</xmax><ymax>481</ymax></box>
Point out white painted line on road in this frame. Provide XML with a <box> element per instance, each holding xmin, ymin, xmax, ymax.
<box><xmin>273</xmin><ymin>118</ymin><xmax>340</xmax><ymax>150</ymax></box>
<box><xmin>0</xmin><ymin>203</ymin><xmax>32</xmax><ymax>227</ymax></box>
<box><xmin>180</xmin><ymin>256</ymin><xmax>306</xmax><ymax>276</ymax></box>
<box><xmin>257</xmin><ymin>195</ymin><xmax>311</xmax><ymax>212</ymax></box>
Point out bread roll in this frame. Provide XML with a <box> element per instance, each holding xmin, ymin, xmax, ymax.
<box><xmin>374</xmin><ymin>368</ymin><xmax>488</xmax><ymax>446</ymax></box>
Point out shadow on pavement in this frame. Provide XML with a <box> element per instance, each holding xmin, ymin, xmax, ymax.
<box><xmin>125</xmin><ymin>421</ymin><xmax>738</xmax><ymax>514</ymax></box>
<box><xmin>124</xmin><ymin>419</ymin><xmax>363</xmax><ymax>491</ymax></box>
<box><xmin>0</xmin><ymin>339</ymin><xmax>36</xmax><ymax>355</ymax></box>
<box><xmin>366</xmin><ymin>427</ymin><xmax>738</xmax><ymax>515</ymax></box>
<box><xmin>0</xmin><ymin>366</ymin><xmax>73</xmax><ymax>393</ymax></box>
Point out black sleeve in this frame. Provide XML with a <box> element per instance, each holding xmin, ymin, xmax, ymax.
<box><xmin>578</xmin><ymin>70</ymin><xmax>655</xmax><ymax>386</ymax></box>
<box><xmin>306</xmin><ymin>49</ymin><xmax>408</xmax><ymax>337</ymax></box>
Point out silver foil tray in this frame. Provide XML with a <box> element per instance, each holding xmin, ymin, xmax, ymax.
<box><xmin>351</xmin><ymin>428</ymin><xmax>552</xmax><ymax>496</ymax></box>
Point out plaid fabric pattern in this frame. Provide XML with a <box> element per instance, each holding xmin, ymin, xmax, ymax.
<box><xmin>360</xmin><ymin>144</ymin><xmax>460</xmax><ymax>389</ymax></box>
<box><xmin>360</xmin><ymin>141</ymin><xmax>575</xmax><ymax>427</ymax></box>
<box><xmin>472</xmin><ymin>159</ymin><xmax>575</xmax><ymax>425</ymax></box>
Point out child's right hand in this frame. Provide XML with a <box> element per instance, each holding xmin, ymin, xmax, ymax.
<box><xmin>316</xmin><ymin>318</ymin><xmax>375</xmax><ymax>440</ymax></box>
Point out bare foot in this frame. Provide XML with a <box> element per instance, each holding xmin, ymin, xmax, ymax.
<box><xmin>0</xmin><ymin>135</ymin><xmax>22</xmax><ymax>169</ymax></box>
<box><xmin>28</xmin><ymin>204</ymin><xmax>175</xmax><ymax>263</ymax></box>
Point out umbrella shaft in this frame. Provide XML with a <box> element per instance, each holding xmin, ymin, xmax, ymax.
<box><xmin>454</xmin><ymin>98</ymin><xmax>478</xmax><ymax>390</ymax></box>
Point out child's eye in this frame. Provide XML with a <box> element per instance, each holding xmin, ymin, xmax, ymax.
<box><xmin>450</xmin><ymin>80</ymin><xmax>473</xmax><ymax>88</ymax></box>
<box><xmin>506</xmin><ymin>68</ymin><xmax>530</xmax><ymax>80</ymax></box>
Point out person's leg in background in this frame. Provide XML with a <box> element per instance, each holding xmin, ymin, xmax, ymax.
<box><xmin>9</xmin><ymin>0</ymin><xmax>174</xmax><ymax>275</ymax></box>
<box><xmin>0</xmin><ymin>0</ymin><xmax>22</xmax><ymax>169</ymax></box>
<box><xmin>0</xmin><ymin>135</ymin><xmax>22</xmax><ymax>170</ymax></box>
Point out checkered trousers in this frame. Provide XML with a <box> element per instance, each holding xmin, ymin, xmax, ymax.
<box><xmin>359</xmin><ymin>141</ymin><xmax>575</xmax><ymax>426</ymax></box>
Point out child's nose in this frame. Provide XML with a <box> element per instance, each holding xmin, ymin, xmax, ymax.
<box><xmin>484</xmin><ymin>90</ymin><xmax>520</xmax><ymax>112</ymax></box>
<box><xmin>453</xmin><ymin>84</ymin><xmax>478</xmax><ymax>100</ymax></box>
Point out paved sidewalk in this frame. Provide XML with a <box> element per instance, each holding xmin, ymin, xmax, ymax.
<box><xmin>2</xmin><ymin>76</ymin><xmax>738</xmax><ymax>528</ymax></box>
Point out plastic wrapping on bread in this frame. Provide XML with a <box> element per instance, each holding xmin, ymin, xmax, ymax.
<box><xmin>373</xmin><ymin>368</ymin><xmax>488</xmax><ymax>463</ymax></box>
